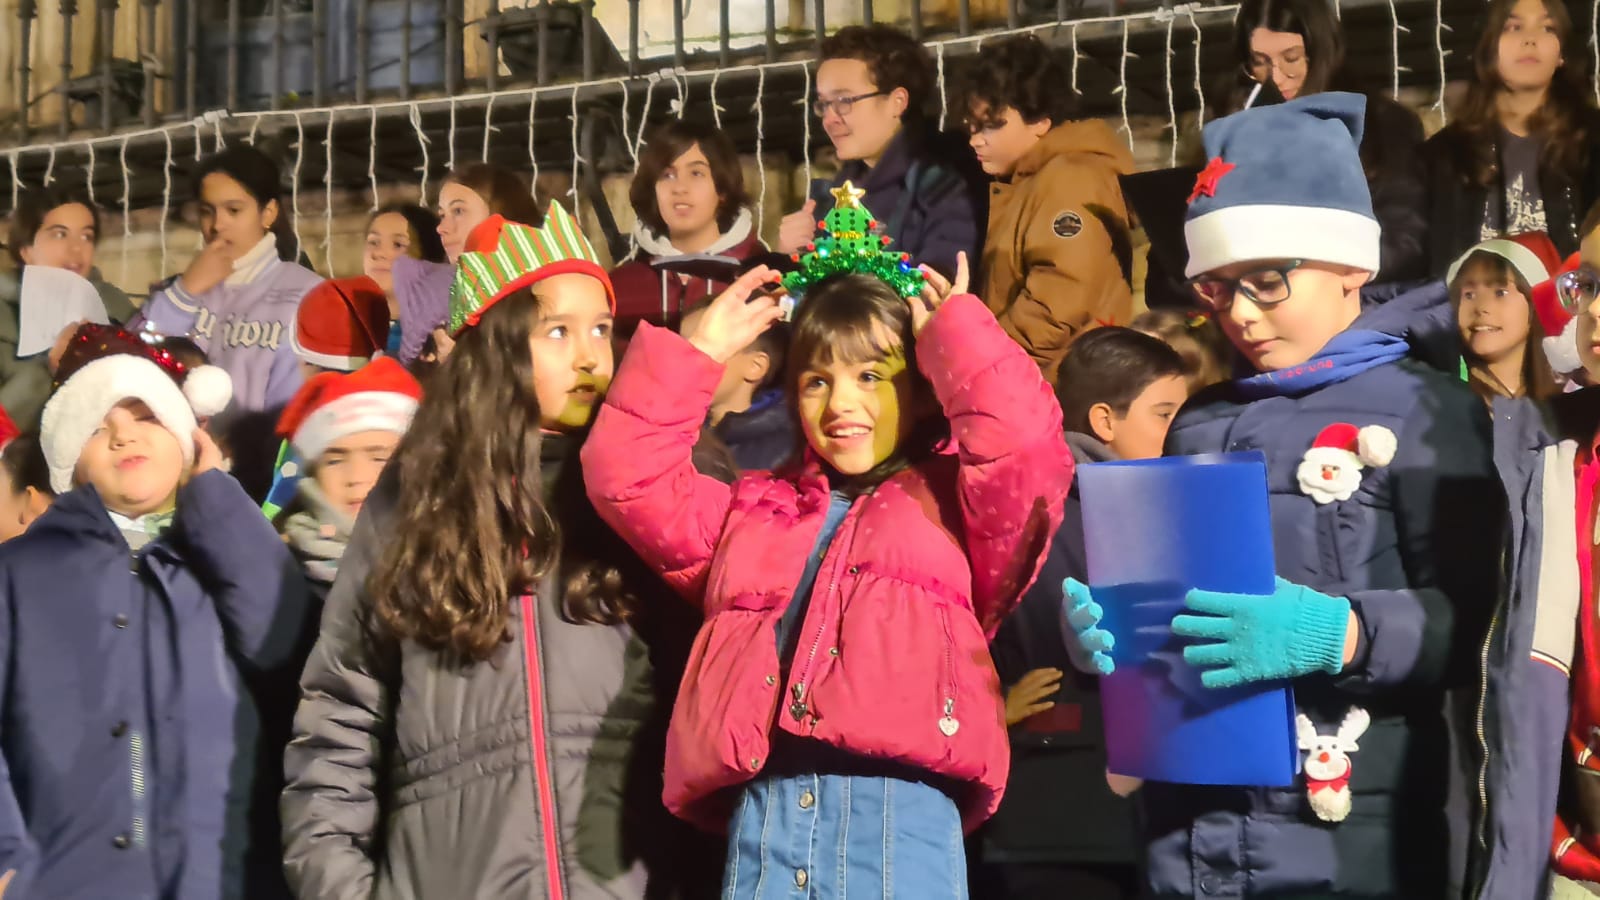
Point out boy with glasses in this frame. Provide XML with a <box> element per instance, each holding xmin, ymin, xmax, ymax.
<box><xmin>1060</xmin><ymin>93</ymin><xmax>1505</xmax><ymax>897</ymax></box>
<box><xmin>774</xmin><ymin>24</ymin><xmax>984</xmax><ymax>280</ymax></box>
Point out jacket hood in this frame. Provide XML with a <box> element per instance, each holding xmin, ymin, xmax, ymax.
<box><xmin>1013</xmin><ymin>120</ymin><xmax>1135</xmax><ymax>182</ymax></box>
<box><xmin>1354</xmin><ymin>278</ymin><xmax>1460</xmax><ymax>375</ymax></box>
<box><xmin>632</xmin><ymin>207</ymin><xmax>756</xmax><ymax>259</ymax></box>
<box><xmin>1065</xmin><ymin>431</ymin><xmax>1118</xmax><ymax>466</ymax></box>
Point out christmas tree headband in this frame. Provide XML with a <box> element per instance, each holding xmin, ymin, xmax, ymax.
<box><xmin>781</xmin><ymin>182</ymin><xmax>926</xmax><ymax>299</ymax></box>
<box><xmin>448</xmin><ymin>202</ymin><xmax>615</xmax><ymax>335</ymax></box>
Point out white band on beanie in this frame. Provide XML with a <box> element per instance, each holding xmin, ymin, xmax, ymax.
<box><xmin>1446</xmin><ymin>239</ymin><xmax>1551</xmax><ymax>291</ymax></box>
<box><xmin>40</xmin><ymin>355</ymin><xmax>198</xmax><ymax>495</ymax></box>
<box><xmin>1184</xmin><ymin>203</ymin><xmax>1382</xmax><ymax>279</ymax></box>
<box><xmin>290</xmin><ymin>390</ymin><xmax>419</xmax><ymax>462</ymax></box>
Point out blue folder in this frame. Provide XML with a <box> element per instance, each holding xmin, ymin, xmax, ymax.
<box><xmin>1077</xmin><ymin>452</ymin><xmax>1298</xmax><ymax>787</ymax></box>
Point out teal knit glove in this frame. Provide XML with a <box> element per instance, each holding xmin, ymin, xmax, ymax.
<box><xmin>1171</xmin><ymin>577</ymin><xmax>1351</xmax><ymax>690</ymax></box>
<box><xmin>1060</xmin><ymin>578</ymin><xmax>1116</xmax><ymax>676</ymax></box>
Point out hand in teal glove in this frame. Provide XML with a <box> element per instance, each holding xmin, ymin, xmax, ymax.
<box><xmin>1059</xmin><ymin>578</ymin><xmax>1116</xmax><ymax>676</ymax></box>
<box><xmin>1171</xmin><ymin>577</ymin><xmax>1351</xmax><ymax>690</ymax></box>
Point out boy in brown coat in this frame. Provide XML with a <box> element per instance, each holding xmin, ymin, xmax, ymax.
<box><xmin>965</xmin><ymin>35</ymin><xmax>1136</xmax><ymax>384</ymax></box>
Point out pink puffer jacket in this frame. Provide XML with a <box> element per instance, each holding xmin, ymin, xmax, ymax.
<box><xmin>582</xmin><ymin>294</ymin><xmax>1072</xmax><ymax>833</ymax></box>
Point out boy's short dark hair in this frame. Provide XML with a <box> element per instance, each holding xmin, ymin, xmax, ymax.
<box><xmin>630</xmin><ymin>119</ymin><xmax>750</xmax><ymax>237</ymax></box>
<box><xmin>7</xmin><ymin>185</ymin><xmax>101</xmax><ymax>269</ymax></box>
<box><xmin>683</xmin><ymin>299</ymin><xmax>789</xmax><ymax>393</ymax></box>
<box><xmin>820</xmin><ymin>25</ymin><xmax>934</xmax><ymax>124</ymax></box>
<box><xmin>160</xmin><ymin>336</ymin><xmax>210</xmax><ymax>372</ymax></box>
<box><xmin>961</xmin><ymin>34</ymin><xmax>1077</xmax><ymax>130</ymax></box>
<box><xmin>1</xmin><ymin>434</ymin><xmax>52</xmax><ymax>497</ymax></box>
<box><xmin>1055</xmin><ymin>327</ymin><xmax>1186</xmax><ymax>436</ymax></box>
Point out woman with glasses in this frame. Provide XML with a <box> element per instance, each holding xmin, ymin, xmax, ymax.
<box><xmin>1212</xmin><ymin>0</ymin><xmax>1428</xmax><ymax>283</ymax></box>
<box><xmin>774</xmin><ymin>24</ymin><xmax>985</xmax><ymax>281</ymax></box>
<box><xmin>1422</xmin><ymin>0</ymin><xmax>1600</xmax><ymax>274</ymax></box>
<box><xmin>1060</xmin><ymin>94</ymin><xmax>1503</xmax><ymax>897</ymax></box>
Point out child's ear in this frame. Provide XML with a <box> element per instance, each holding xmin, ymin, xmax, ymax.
<box><xmin>742</xmin><ymin>350</ymin><xmax>772</xmax><ymax>386</ymax></box>
<box><xmin>20</xmin><ymin>488</ymin><xmax>49</xmax><ymax>523</ymax></box>
<box><xmin>1088</xmin><ymin>402</ymin><xmax>1117</xmax><ymax>445</ymax></box>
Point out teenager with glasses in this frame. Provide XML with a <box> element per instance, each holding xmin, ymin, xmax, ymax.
<box><xmin>1060</xmin><ymin>94</ymin><xmax>1503</xmax><ymax>898</ymax></box>
<box><xmin>775</xmin><ymin>24</ymin><xmax>985</xmax><ymax>281</ymax></box>
<box><xmin>1207</xmin><ymin>0</ymin><xmax>1429</xmax><ymax>283</ymax></box>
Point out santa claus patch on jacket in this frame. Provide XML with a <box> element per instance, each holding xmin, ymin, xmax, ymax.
<box><xmin>1296</xmin><ymin>422</ymin><xmax>1399</xmax><ymax>505</ymax></box>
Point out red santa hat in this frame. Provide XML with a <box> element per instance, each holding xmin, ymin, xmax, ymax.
<box><xmin>1307</xmin><ymin>422</ymin><xmax>1398</xmax><ymax>468</ymax></box>
<box><xmin>40</xmin><ymin>324</ymin><xmax>235</xmax><ymax>494</ymax></box>
<box><xmin>276</xmin><ymin>357</ymin><xmax>422</xmax><ymax>462</ymax></box>
<box><xmin>292</xmin><ymin>276</ymin><xmax>392</xmax><ymax>372</ymax></box>
<box><xmin>1539</xmin><ymin>253</ymin><xmax>1585</xmax><ymax>374</ymax></box>
<box><xmin>1446</xmin><ymin>232</ymin><xmax>1564</xmax><ymax>294</ymax></box>
<box><xmin>0</xmin><ymin>407</ymin><xmax>18</xmax><ymax>452</ymax></box>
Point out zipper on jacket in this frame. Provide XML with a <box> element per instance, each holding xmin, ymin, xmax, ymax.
<box><xmin>129</xmin><ymin>731</ymin><xmax>147</xmax><ymax>848</ymax></box>
<box><xmin>937</xmin><ymin>607</ymin><xmax>960</xmax><ymax>737</ymax></box>
<box><xmin>790</xmin><ymin>508</ymin><xmax>857</xmax><ymax>724</ymax></box>
<box><xmin>1468</xmin><ymin>544</ymin><xmax>1509</xmax><ymax>900</ymax></box>
<box><xmin>520</xmin><ymin>595</ymin><xmax>568</xmax><ymax>900</ymax></box>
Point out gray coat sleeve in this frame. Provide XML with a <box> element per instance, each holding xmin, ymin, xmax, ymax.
<box><xmin>281</xmin><ymin>503</ymin><xmax>397</xmax><ymax>899</ymax></box>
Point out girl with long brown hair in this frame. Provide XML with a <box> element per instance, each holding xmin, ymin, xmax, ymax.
<box><xmin>281</xmin><ymin>204</ymin><xmax>719</xmax><ymax>899</ymax></box>
<box><xmin>1422</xmin><ymin>0</ymin><xmax>1600</xmax><ymax>271</ymax></box>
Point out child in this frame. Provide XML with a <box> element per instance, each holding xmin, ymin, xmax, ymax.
<box><xmin>1448</xmin><ymin>232</ymin><xmax>1563</xmax><ymax>405</ymax></box>
<box><xmin>583</xmin><ymin>183</ymin><xmax>1071</xmax><ymax>894</ymax></box>
<box><xmin>963</xmin><ymin>34</ymin><xmax>1135</xmax><ymax>382</ymax></box>
<box><xmin>1061</xmin><ymin>94</ymin><xmax>1504</xmax><ymax>896</ymax></box>
<box><xmin>272</xmin><ymin>357</ymin><xmax>420</xmax><ymax>598</ymax></box>
<box><xmin>1131</xmin><ymin>307</ymin><xmax>1234</xmax><ymax>393</ymax></box>
<box><xmin>135</xmin><ymin>144</ymin><xmax>324</xmax><ymax>501</ymax></box>
<box><xmin>976</xmin><ymin>327</ymin><xmax>1185</xmax><ymax>900</ymax></box>
<box><xmin>0</xmin><ymin>433</ymin><xmax>52</xmax><ymax>542</ymax></box>
<box><xmin>283</xmin><ymin>205</ymin><xmax>720</xmax><ymax>898</ymax></box>
<box><xmin>291</xmin><ymin>277</ymin><xmax>392</xmax><ymax>379</ymax></box>
<box><xmin>2</xmin><ymin>186</ymin><xmax>137</xmax><ymax>430</ymax></box>
<box><xmin>0</xmin><ymin>332</ymin><xmax>310</xmax><ymax>898</ymax></box>
<box><xmin>676</xmin><ymin>300</ymin><xmax>794</xmax><ymax>471</ymax></box>
<box><xmin>612</xmin><ymin>119</ymin><xmax>767</xmax><ymax>340</ymax></box>
<box><xmin>363</xmin><ymin>203</ymin><xmax>448</xmax><ymax>362</ymax></box>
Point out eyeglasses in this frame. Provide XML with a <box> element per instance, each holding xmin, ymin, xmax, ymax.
<box><xmin>1187</xmin><ymin>260</ymin><xmax>1306</xmax><ymax>312</ymax></box>
<box><xmin>1557</xmin><ymin>266</ymin><xmax>1600</xmax><ymax>312</ymax></box>
<box><xmin>813</xmin><ymin>90</ymin><xmax>888</xmax><ymax>119</ymax></box>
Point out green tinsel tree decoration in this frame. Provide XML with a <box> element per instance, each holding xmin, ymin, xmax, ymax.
<box><xmin>782</xmin><ymin>181</ymin><xmax>927</xmax><ymax>299</ymax></box>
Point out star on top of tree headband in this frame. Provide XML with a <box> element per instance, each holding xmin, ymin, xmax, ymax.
<box><xmin>781</xmin><ymin>181</ymin><xmax>927</xmax><ymax>299</ymax></box>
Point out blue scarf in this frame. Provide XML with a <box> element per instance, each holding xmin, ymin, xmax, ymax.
<box><xmin>1236</xmin><ymin>329</ymin><xmax>1410</xmax><ymax>400</ymax></box>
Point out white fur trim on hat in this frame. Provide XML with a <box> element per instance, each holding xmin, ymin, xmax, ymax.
<box><xmin>290</xmin><ymin>390</ymin><xmax>419</xmax><ymax>462</ymax></box>
<box><xmin>1446</xmin><ymin>239</ymin><xmax>1551</xmax><ymax>291</ymax></box>
<box><xmin>182</xmin><ymin>364</ymin><xmax>233</xmax><ymax>417</ymax></box>
<box><xmin>1184</xmin><ymin>204</ymin><xmax>1382</xmax><ymax>278</ymax></box>
<box><xmin>1356</xmin><ymin>425</ymin><xmax>1397</xmax><ymax>468</ymax></box>
<box><xmin>40</xmin><ymin>355</ymin><xmax>197</xmax><ymax>495</ymax></box>
<box><xmin>1545</xmin><ymin>315</ymin><xmax>1584</xmax><ymax>376</ymax></box>
<box><xmin>290</xmin><ymin>321</ymin><xmax>373</xmax><ymax>372</ymax></box>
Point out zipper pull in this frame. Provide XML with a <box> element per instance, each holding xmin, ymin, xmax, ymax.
<box><xmin>789</xmin><ymin>682</ymin><xmax>809</xmax><ymax>721</ymax></box>
<box><xmin>939</xmin><ymin>698</ymin><xmax>959</xmax><ymax>737</ymax></box>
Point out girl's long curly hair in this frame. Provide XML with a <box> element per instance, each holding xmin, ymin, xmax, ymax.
<box><xmin>369</xmin><ymin>288</ymin><xmax>640</xmax><ymax>663</ymax></box>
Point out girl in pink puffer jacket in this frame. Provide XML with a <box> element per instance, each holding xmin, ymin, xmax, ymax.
<box><xmin>583</xmin><ymin>246</ymin><xmax>1072</xmax><ymax>899</ymax></box>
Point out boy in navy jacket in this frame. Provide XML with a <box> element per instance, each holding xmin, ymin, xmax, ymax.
<box><xmin>1062</xmin><ymin>94</ymin><xmax>1504</xmax><ymax>897</ymax></box>
<box><xmin>0</xmin><ymin>332</ymin><xmax>311</xmax><ymax>899</ymax></box>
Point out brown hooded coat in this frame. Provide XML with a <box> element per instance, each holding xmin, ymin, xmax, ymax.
<box><xmin>980</xmin><ymin>119</ymin><xmax>1135</xmax><ymax>384</ymax></box>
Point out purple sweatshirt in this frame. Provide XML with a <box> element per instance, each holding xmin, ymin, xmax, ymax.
<box><xmin>138</xmin><ymin>236</ymin><xmax>323</xmax><ymax>413</ymax></box>
<box><xmin>391</xmin><ymin>255</ymin><xmax>455</xmax><ymax>365</ymax></box>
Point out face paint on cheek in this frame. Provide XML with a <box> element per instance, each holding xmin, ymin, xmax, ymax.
<box><xmin>552</xmin><ymin>372</ymin><xmax>611</xmax><ymax>429</ymax></box>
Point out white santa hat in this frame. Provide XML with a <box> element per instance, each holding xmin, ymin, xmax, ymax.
<box><xmin>1306</xmin><ymin>422</ymin><xmax>1398</xmax><ymax>468</ymax></box>
<box><xmin>40</xmin><ymin>354</ymin><xmax>203</xmax><ymax>494</ymax></box>
<box><xmin>275</xmin><ymin>357</ymin><xmax>422</xmax><ymax>462</ymax></box>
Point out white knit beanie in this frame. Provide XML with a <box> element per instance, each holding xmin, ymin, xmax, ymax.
<box><xmin>40</xmin><ymin>355</ymin><xmax>199</xmax><ymax>494</ymax></box>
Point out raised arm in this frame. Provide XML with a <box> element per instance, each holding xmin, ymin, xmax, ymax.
<box><xmin>582</xmin><ymin>267</ymin><xmax>786</xmax><ymax>605</ymax></box>
<box><xmin>914</xmin><ymin>257</ymin><xmax>1073</xmax><ymax>636</ymax></box>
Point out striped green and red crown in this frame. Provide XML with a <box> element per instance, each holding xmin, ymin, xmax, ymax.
<box><xmin>448</xmin><ymin>202</ymin><xmax>615</xmax><ymax>334</ymax></box>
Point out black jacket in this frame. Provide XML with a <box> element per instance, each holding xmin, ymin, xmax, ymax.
<box><xmin>1421</xmin><ymin>111</ymin><xmax>1600</xmax><ymax>275</ymax></box>
<box><xmin>981</xmin><ymin>433</ymin><xmax>1139</xmax><ymax>866</ymax></box>
<box><xmin>712</xmin><ymin>391</ymin><xmax>797</xmax><ymax>472</ymax></box>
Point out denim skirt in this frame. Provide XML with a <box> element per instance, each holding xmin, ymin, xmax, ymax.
<box><xmin>722</xmin><ymin>771</ymin><xmax>968</xmax><ymax>900</ymax></box>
